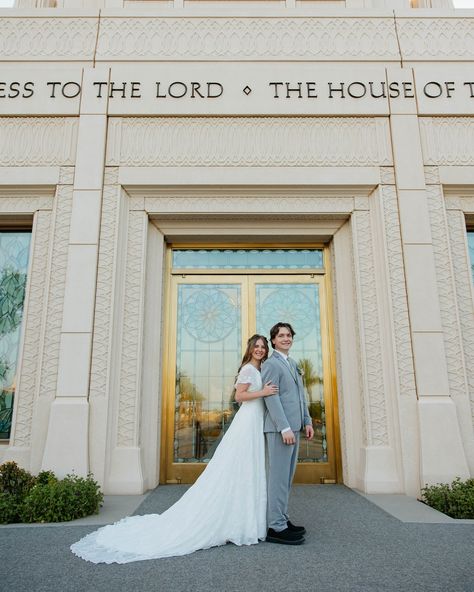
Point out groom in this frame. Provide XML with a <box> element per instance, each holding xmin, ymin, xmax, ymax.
<box><xmin>261</xmin><ymin>322</ymin><xmax>314</xmax><ymax>545</ymax></box>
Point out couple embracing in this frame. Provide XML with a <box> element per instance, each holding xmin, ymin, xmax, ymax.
<box><xmin>71</xmin><ymin>322</ymin><xmax>314</xmax><ymax>564</ymax></box>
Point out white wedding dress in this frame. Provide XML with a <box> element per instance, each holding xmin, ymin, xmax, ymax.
<box><xmin>70</xmin><ymin>363</ymin><xmax>267</xmax><ymax>563</ymax></box>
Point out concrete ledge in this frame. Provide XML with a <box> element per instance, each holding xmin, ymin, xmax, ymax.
<box><xmin>0</xmin><ymin>493</ymin><xmax>149</xmax><ymax>529</ymax></box>
<box><xmin>354</xmin><ymin>489</ymin><xmax>474</xmax><ymax>524</ymax></box>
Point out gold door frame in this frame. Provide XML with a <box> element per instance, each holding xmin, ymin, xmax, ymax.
<box><xmin>160</xmin><ymin>245</ymin><xmax>341</xmax><ymax>485</ymax></box>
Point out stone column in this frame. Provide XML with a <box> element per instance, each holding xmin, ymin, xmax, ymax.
<box><xmin>41</xmin><ymin>68</ymin><xmax>110</xmax><ymax>477</ymax></box>
<box><xmin>387</xmin><ymin>67</ymin><xmax>469</xmax><ymax>486</ymax></box>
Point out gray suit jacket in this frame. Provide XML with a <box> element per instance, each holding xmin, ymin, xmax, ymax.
<box><xmin>261</xmin><ymin>351</ymin><xmax>312</xmax><ymax>433</ymax></box>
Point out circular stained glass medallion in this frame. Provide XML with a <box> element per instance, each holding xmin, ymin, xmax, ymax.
<box><xmin>183</xmin><ymin>287</ymin><xmax>238</xmax><ymax>343</ymax></box>
<box><xmin>260</xmin><ymin>287</ymin><xmax>316</xmax><ymax>339</ymax></box>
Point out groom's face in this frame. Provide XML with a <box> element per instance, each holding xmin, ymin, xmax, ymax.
<box><xmin>272</xmin><ymin>328</ymin><xmax>293</xmax><ymax>354</ymax></box>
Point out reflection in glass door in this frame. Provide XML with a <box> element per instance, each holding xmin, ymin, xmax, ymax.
<box><xmin>161</xmin><ymin>250</ymin><xmax>339</xmax><ymax>485</ymax></box>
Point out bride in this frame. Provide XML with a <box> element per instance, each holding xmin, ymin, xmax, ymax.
<box><xmin>71</xmin><ymin>334</ymin><xmax>277</xmax><ymax>563</ymax></box>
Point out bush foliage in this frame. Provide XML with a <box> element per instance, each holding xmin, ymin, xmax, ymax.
<box><xmin>421</xmin><ymin>477</ymin><xmax>474</xmax><ymax>519</ymax></box>
<box><xmin>0</xmin><ymin>461</ymin><xmax>103</xmax><ymax>524</ymax></box>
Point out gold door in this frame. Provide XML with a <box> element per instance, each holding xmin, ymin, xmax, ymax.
<box><xmin>161</xmin><ymin>248</ymin><xmax>340</xmax><ymax>484</ymax></box>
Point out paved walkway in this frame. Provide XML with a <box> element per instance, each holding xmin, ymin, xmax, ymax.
<box><xmin>1</xmin><ymin>485</ymin><xmax>473</xmax><ymax>592</ymax></box>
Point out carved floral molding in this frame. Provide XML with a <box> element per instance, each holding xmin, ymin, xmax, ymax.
<box><xmin>106</xmin><ymin>117</ymin><xmax>392</xmax><ymax>167</ymax></box>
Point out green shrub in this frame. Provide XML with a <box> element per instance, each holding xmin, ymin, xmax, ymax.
<box><xmin>21</xmin><ymin>473</ymin><xmax>103</xmax><ymax>523</ymax></box>
<box><xmin>0</xmin><ymin>462</ymin><xmax>103</xmax><ymax>524</ymax></box>
<box><xmin>0</xmin><ymin>494</ymin><xmax>23</xmax><ymax>524</ymax></box>
<box><xmin>0</xmin><ymin>461</ymin><xmax>36</xmax><ymax>496</ymax></box>
<box><xmin>421</xmin><ymin>477</ymin><xmax>474</xmax><ymax>519</ymax></box>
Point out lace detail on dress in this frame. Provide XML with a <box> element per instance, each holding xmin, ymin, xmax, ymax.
<box><xmin>234</xmin><ymin>364</ymin><xmax>259</xmax><ymax>389</ymax></box>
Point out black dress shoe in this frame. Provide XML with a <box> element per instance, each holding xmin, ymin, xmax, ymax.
<box><xmin>287</xmin><ymin>520</ymin><xmax>306</xmax><ymax>535</ymax></box>
<box><xmin>266</xmin><ymin>527</ymin><xmax>305</xmax><ymax>545</ymax></box>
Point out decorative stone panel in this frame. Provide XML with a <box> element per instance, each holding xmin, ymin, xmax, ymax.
<box><xmin>89</xmin><ymin>183</ymin><xmax>119</xmax><ymax>401</ymax></box>
<box><xmin>0</xmin><ymin>17</ymin><xmax>98</xmax><ymax>61</ymax></box>
<box><xmin>427</xmin><ymin>185</ymin><xmax>469</xmax><ymax>403</ymax></box>
<box><xmin>38</xmin><ymin>185</ymin><xmax>73</xmax><ymax>400</ymax></box>
<box><xmin>380</xmin><ymin>185</ymin><xmax>417</xmax><ymax>400</ymax></box>
<box><xmin>117</xmin><ymin>210</ymin><xmax>147</xmax><ymax>447</ymax></box>
<box><xmin>0</xmin><ymin>118</ymin><xmax>78</xmax><ymax>166</ymax></box>
<box><xmin>9</xmin><ymin>208</ymin><xmax>52</xmax><ymax>447</ymax></box>
<box><xmin>446</xmin><ymin>205</ymin><xmax>474</xmax><ymax>425</ymax></box>
<box><xmin>420</xmin><ymin>118</ymin><xmax>474</xmax><ymax>166</ymax></box>
<box><xmin>397</xmin><ymin>17</ymin><xmax>474</xmax><ymax>61</ymax></box>
<box><xmin>352</xmin><ymin>209</ymin><xmax>389</xmax><ymax>447</ymax></box>
<box><xmin>96</xmin><ymin>17</ymin><xmax>400</xmax><ymax>62</ymax></box>
<box><xmin>107</xmin><ymin>117</ymin><xmax>392</xmax><ymax>167</ymax></box>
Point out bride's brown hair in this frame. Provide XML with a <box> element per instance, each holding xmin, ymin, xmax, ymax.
<box><xmin>238</xmin><ymin>334</ymin><xmax>269</xmax><ymax>371</ymax></box>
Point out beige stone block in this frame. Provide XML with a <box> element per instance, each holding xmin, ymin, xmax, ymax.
<box><xmin>74</xmin><ymin>115</ymin><xmax>107</xmax><ymax>190</ymax></box>
<box><xmin>105</xmin><ymin>447</ymin><xmax>145</xmax><ymax>495</ymax></box>
<box><xmin>386</xmin><ymin>67</ymin><xmax>417</xmax><ymax>115</ymax></box>
<box><xmin>80</xmin><ymin>66</ymin><xmax>111</xmax><ymax>115</ymax></box>
<box><xmin>418</xmin><ymin>397</ymin><xmax>469</xmax><ymax>486</ymax></box>
<box><xmin>69</xmin><ymin>190</ymin><xmax>102</xmax><ymax>245</ymax></box>
<box><xmin>414</xmin><ymin>65</ymin><xmax>474</xmax><ymax>116</ymax></box>
<box><xmin>358</xmin><ymin>446</ymin><xmax>402</xmax><ymax>494</ymax></box>
<box><xmin>57</xmin><ymin>333</ymin><xmax>92</xmax><ymax>397</ymax></box>
<box><xmin>404</xmin><ymin>245</ymin><xmax>442</xmax><ymax>331</ymax></box>
<box><xmin>412</xmin><ymin>332</ymin><xmax>450</xmax><ymax>397</ymax></box>
<box><xmin>107</xmin><ymin>63</ymin><xmax>390</xmax><ymax>116</ymax></box>
<box><xmin>62</xmin><ymin>245</ymin><xmax>98</xmax><ymax>332</ymax></box>
<box><xmin>397</xmin><ymin>190</ymin><xmax>432</xmax><ymax>244</ymax></box>
<box><xmin>0</xmin><ymin>68</ymin><xmax>82</xmax><ymax>116</ymax></box>
<box><xmin>41</xmin><ymin>398</ymin><xmax>89</xmax><ymax>478</ymax></box>
<box><xmin>390</xmin><ymin>115</ymin><xmax>425</xmax><ymax>190</ymax></box>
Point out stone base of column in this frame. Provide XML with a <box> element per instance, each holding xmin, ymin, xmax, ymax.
<box><xmin>418</xmin><ymin>397</ymin><xmax>470</xmax><ymax>487</ymax></box>
<box><xmin>105</xmin><ymin>446</ymin><xmax>145</xmax><ymax>494</ymax></box>
<box><xmin>357</xmin><ymin>445</ymin><xmax>402</xmax><ymax>493</ymax></box>
<box><xmin>0</xmin><ymin>446</ymin><xmax>31</xmax><ymax>470</ymax></box>
<box><xmin>41</xmin><ymin>398</ymin><xmax>89</xmax><ymax>478</ymax></box>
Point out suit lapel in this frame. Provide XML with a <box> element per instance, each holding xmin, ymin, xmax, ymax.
<box><xmin>273</xmin><ymin>351</ymin><xmax>298</xmax><ymax>384</ymax></box>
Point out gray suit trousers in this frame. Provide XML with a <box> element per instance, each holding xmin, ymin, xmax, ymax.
<box><xmin>265</xmin><ymin>431</ymin><xmax>300</xmax><ymax>532</ymax></box>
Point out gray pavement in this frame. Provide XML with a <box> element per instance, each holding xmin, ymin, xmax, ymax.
<box><xmin>1</xmin><ymin>484</ymin><xmax>473</xmax><ymax>592</ymax></box>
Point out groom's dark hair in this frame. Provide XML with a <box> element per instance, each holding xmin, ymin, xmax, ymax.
<box><xmin>269</xmin><ymin>322</ymin><xmax>296</xmax><ymax>349</ymax></box>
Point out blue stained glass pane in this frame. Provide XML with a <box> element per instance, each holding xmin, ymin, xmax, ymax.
<box><xmin>468</xmin><ymin>232</ymin><xmax>474</xmax><ymax>285</ymax></box>
<box><xmin>174</xmin><ymin>284</ymin><xmax>241</xmax><ymax>463</ymax></box>
<box><xmin>0</xmin><ymin>232</ymin><xmax>31</xmax><ymax>440</ymax></box>
<box><xmin>255</xmin><ymin>283</ymin><xmax>327</xmax><ymax>463</ymax></box>
<box><xmin>173</xmin><ymin>249</ymin><xmax>324</xmax><ymax>270</ymax></box>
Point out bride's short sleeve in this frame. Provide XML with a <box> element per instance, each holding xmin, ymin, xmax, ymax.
<box><xmin>234</xmin><ymin>365</ymin><xmax>256</xmax><ymax>387</ymax></box>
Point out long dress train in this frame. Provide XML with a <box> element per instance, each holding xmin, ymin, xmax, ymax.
<box><xmin>70</xmin><ymin>363</ymin><xmax>266</xmax><ymax>563</ymax></box>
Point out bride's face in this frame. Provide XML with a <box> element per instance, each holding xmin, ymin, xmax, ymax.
<box><xmin>251</xmin><ymin>339</ymin><xmax>267</xmax><ymax>363</ymax></box>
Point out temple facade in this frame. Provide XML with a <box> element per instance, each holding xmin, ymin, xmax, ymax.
<box><xmin>0</xmin><ymin>0</ymin><xmax>473</xmax><ymax>496</ymax></box>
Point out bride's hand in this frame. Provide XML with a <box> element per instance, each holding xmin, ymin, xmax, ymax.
<box><xmin>262</xmin><ymin>382</ymin><xmax>278</xmax><ymax>397</ymax></box>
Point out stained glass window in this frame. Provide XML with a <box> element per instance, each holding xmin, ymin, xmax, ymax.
<box><xmin>468</xmin><ymin>232</ymin><xmax>474</xmax><ymax>285</ymax></box>
<box><xmin>0</xmin><ymin>232</ymin><xmax>31</xmax><ymax>440</ymax></box>
<box><xmin>173</xmin><ymin>249</ymin><xmax>324</xmax><ymax>270</ymax></box>
<box><xmin>174</xmin><ymin>284</ymin><xmax>241</xmax><ymax>463</ymax></box>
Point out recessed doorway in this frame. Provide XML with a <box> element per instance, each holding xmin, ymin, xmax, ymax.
<box><xmin>160</xmin><ymin>247</ymin><xmax>340</xmax><ymax>484</ymax></box>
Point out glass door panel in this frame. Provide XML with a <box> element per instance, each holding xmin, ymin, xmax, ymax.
<box><xmin>251</xmin><ymin>276</ymin><xmax>336</xmax><ymax>483</ymax></box>
<box><xmin>162</xmin><ymin>270</ymin><xmax>338</xmax><ymax>484</ymax></box>
<box><xmin>164</xmin><ymin>277</ymin><xmax>247</xmax><ymax>483</ymax></box>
